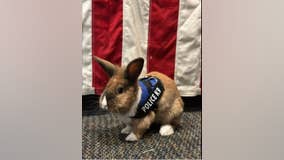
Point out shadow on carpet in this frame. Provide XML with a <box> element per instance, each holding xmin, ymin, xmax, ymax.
<box><xmin>82</xmin><ymin>111</ymin><xmax>201</xmax><ymax>159</ymax></box>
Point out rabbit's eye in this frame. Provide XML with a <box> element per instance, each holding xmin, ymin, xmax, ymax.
<box><xmin>117</xmin><ymin>87</ymin><xmax>123</xmax><ymax>94</ymax></box>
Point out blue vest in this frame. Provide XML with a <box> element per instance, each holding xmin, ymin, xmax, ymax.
<box><xmin>131</xmin><ymin>76</ymin><xmax>164</xmax><ymax>118</ymax></box>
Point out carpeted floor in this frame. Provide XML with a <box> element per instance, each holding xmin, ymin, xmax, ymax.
<box><xmin>82</xmin><ymin>110</ymin><xmax>201</xmax><ymax>159</ymax></box>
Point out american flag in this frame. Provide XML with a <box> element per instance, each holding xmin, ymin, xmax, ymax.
<box><xmin>82</xmin><ymin>0</ymin><xmax>201</xmax><ymax>96</ymax></box>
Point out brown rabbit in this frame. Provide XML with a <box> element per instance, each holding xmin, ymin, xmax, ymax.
<box><xmin>94</xmin><ymin>56</ymin><xmax>184</xmax><ymax>141</ymax></box>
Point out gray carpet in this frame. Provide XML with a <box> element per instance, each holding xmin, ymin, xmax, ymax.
<box><xmin>82</xmin><ymin>111</ymin><xmax>201</xmax><ymax>159</ymax></box>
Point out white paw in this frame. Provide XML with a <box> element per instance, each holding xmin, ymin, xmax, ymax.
<box><xmin>125</xmin><ymin>132</ymin><xmax>138</xmax><ymax>141</ymax></box>
<box><xmin>121</xmin><ymin>125</ymin><xmax>132</xmax><ymax>134</ymax></box>
<box><xmin>159</xmin><ymin>125</ymin><xmax>174</xmax><ymax>136</ymax></box>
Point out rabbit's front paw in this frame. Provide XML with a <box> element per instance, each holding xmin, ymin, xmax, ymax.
<box><xmin>125</xmin><ymin>132</ymin><xmax>138</xmax><ymax>141</ymax></box>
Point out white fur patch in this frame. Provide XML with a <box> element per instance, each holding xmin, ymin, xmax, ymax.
<box><xmin>100</xmin><ymin>95</ymin><xmax>108</xmax><ymax>109</ymax></box>
<box><xmin>125</xmin><ymin>132</ymin><xmax>138</xmax><ymax>141</ymax></box>
<box><xmin>121</xmin><ymin>125</ymin><xmax>132</xmax><ymax>134</ymax></box>
<box><xmin>159</xmin><ymin>125</ymin><xmax>174</xmax><ymax>136</ymax></box>
<box><xmin>117</xmin><ymin>86</ymin><xmax>142</xmax><ymax>123</ymax></box>
<box><xmin>126</xmin><ymin>86</ymin><xmax>142</xmax><ymax>117</ymax></box>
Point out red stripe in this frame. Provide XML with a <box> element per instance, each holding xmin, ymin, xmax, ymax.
<box><xmin>147</xmin><ymin>0</ymin><xmax>179</xmax><ymax>79</ymax></box>
<box><xmin>92</xmin><ymin>0</ymin><xmax>123</xmax><ymax>95</ymax></box>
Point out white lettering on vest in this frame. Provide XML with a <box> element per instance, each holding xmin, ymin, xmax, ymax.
<box><xmin>141</xmin><ymin>87</ymin><xmax>162</xmax><ymax>113</ymax></box>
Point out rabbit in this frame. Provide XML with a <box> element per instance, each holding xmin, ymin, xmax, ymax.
<box><xmin>94</xmin><ymin>56</ymin><xmax>184</xmax><ymax>141</ymax></box>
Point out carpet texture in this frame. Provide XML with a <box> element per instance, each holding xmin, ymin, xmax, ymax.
<box><xmin>82</xmin><ymin>111</ymin><xmax>201</xmax><ymax>159</ymax></box>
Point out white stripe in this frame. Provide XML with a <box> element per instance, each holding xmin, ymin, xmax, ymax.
<box><xmin>82</xmin><ymin>0</ymin><xmax>94</xmax><ymax>95</ymax></box>
<box><xmin>122</xmin><ymin>0</ymin><xmax>150</xmax><ymax>76</ymax></box>
<box><xmin>175</xmin><ymin>0</ymin><xmax>201</xmax><ymax>96</ymax></box>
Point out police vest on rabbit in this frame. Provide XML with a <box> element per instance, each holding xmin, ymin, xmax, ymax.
<box><xmin>131</xmin><ymin>76</ymin><xmax>164</xmax><ymax>118</ymax></box>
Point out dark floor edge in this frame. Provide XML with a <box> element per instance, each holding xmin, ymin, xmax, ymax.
<box><xmin>82</xmin><ymin>94</ymin><xmax>202</xmax><ymax>116</ymax></box>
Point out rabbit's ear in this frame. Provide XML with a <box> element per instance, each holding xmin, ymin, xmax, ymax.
<box><xmin>93</xmin><ymin>56</ymin><xmax>116</xmax><ymax>77</ymax></box>
<box><xmin>125</xmin><ymin>57</ymin><xmax>144</xmax><ymax>82</ymax></box>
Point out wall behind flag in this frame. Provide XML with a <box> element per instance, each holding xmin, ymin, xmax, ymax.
<box><xmin>82</xmin><ymin>0</ymin><xmax>201</xmax><ymax>97</ymax></box>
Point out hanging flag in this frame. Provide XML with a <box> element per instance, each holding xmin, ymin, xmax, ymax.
<box><xmin>82</xmin><ymin>0</ymin><xmax>201</xmax><ymax>96</ymax></box>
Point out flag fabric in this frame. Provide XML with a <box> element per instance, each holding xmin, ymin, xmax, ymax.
<box><xmin>82</xmin><ymin>0</ymin><xmax>201</xmax><ymax>97</ymax></box>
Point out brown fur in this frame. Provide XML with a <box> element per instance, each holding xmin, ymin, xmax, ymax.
<box><xmin>102</xmin><ymin>69</ymin><xmax>139</xmax><ymax>113</ymax></box>
<box><xmin>94</xmin><ymin>56</ymin><xmax>184</xmax><ymax>140</ymax></box>
<box><xmin>132</xmin><ymin>111</ymin><xmax>156</xmax><ymax>139</ymax></box>
<box><xmin>147</xmin><ymin>72</ymin><xmax>184</xmax><ymax>126</ymax></box>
